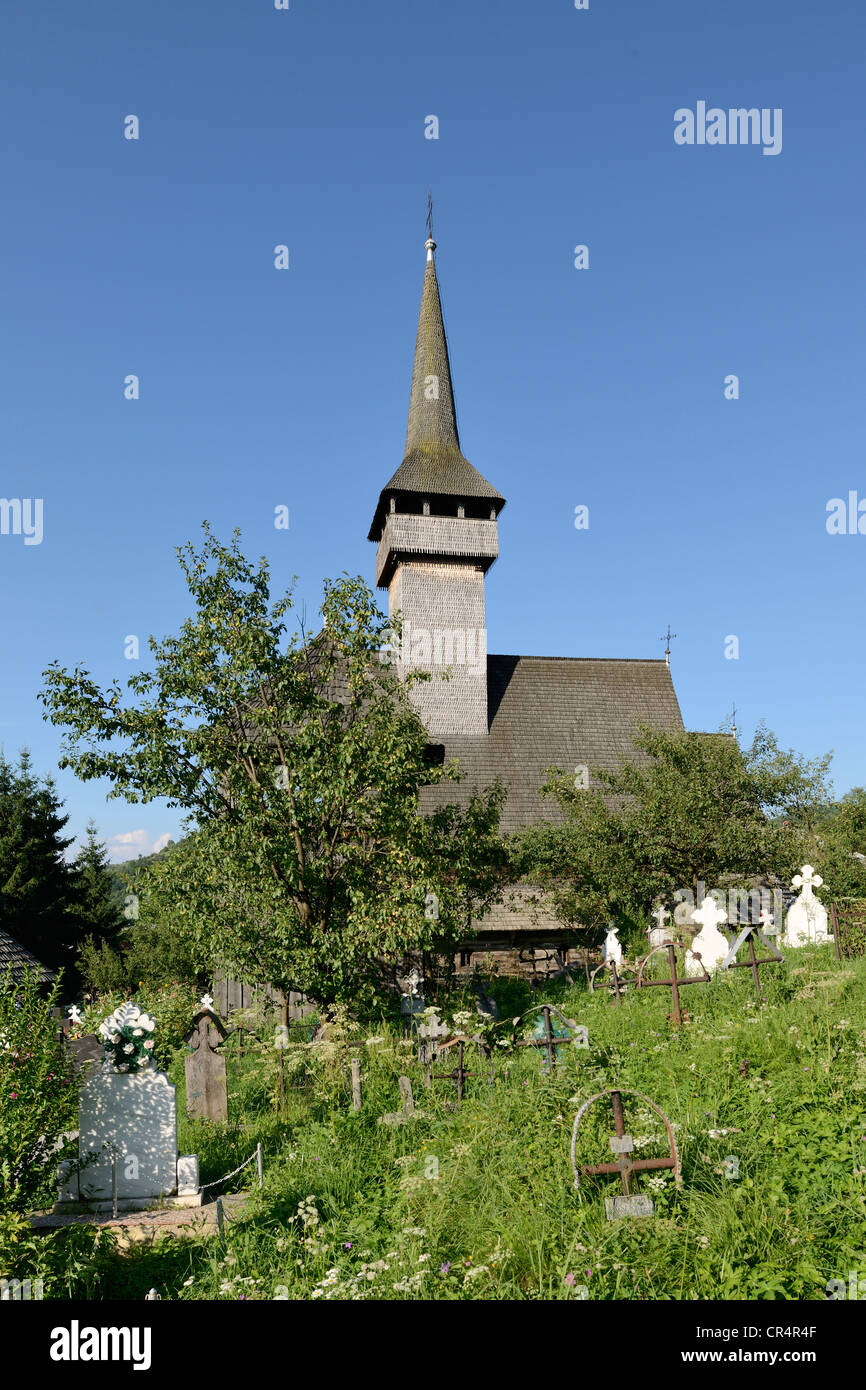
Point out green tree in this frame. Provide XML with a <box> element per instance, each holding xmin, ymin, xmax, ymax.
<box><xmin>69</xmin><ymin>821</ymin><xmax>125</xmax><ymax>945</ymax></box>
<box><xmin>0</xmin><ymin>751</ymin><xmax>77</xmax><ymax>974</ymax></box>
<box><xmin>40</xmin><ymin>526</ymin><xmax>506</xmax><ymax>1008</ymax></box>
<box><xmin>512</xmin><ymin>722</ymin><xmax>829</xmax><ymax>934</ymax></box>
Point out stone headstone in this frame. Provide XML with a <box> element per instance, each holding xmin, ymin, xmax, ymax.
<box><xmin>68</xmin><ymin>1033</ymin><xmax>103</xmax><ymax>1079</ymax></box>
<box><xmin>184</xmin><ymin>1011</ymin><xmax>228</xmax><ymax>1123</ymax></box>
<box><xmin>55</xmin><ymin>1001</ymin><xmax>201</xmax><ymax>1212</ymax></box>
<box><xmin>782</xmin><ymin>865</ymin><xmax>831</xmax><ymax>947</ymax></box>
<box><xmin>686</xmin><ymin>898</ymin><xmax>730</xmax><ymax>976</ymax></box>
<box><xmin>379</xmin><ymin>1075</ymin><xmax>415</xmax><ymax>1126</ymax></box>
<box><xmin>76</xmin><ymin>1068</ymin><xmax>179</xmax><ymax>1205</ymax></box>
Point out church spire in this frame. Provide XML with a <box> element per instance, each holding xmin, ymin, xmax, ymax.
<box><xmin>367</xmin><ymin>217</ymin><xmax>504</xmax><ymax>542</ymax></box>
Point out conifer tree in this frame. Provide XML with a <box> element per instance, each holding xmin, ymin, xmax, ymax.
<box><xmin>0</xmin><ymin>750</ymin><xmax>77</xmax><ymax>972</ymax></box>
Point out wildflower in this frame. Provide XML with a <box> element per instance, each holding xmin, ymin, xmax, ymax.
<box><xmin>9</xmin><ymin>1092</ymin><xmax>17</xmax><ymax>1100</ymax></box>
<box><xmin>365</xmin><ymin>1036</ymin><xmax>384</xmax><ymax>1046</ymax></box>
<box><xmin>418</xmin><ymin>1254</ymin><xmax>430</xmax><ymax>1262</ymax></box>
<box><xmin>343</xmin><ymin>1241</ymin><xmax>352</xmax><ymax>1249</ymax></box>
<box><xmin>182</xmin><ymin>1277</ymin><xmax>195</xmax><ymax>1287</ymax></box>
<box><xmin>310</xmin><ymin>1288</ymin><xmax>323</xmax><ymax>1299</ymax></box>
<box><xmin>585</xmin><ymin>1268</ymin><xmax>593</xmax><ymax>1278</ymax></box>
<box><xmin>564</xmin><ymin>1273</ymin><xmax>575</xmax><ymax>1286</ymax></box>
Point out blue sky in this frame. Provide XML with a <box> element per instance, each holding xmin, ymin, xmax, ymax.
<box><xmin>1</xmin><ymin>0</ymin><xmax>864</xmax><ymax>860</ymax></box>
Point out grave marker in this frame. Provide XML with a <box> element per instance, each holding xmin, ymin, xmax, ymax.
<box><xmin>184</xmin><ymin>1010</ymin><xmax>228</xmax><ymax>1123</ymax></box>
<box><xmin>571</xmin><ymin>1088</ymin><xmax>679</xmax><ymax>1220</ymax></box>
<box><xmin>687</xmin><ymin>898</ymin><xmax>731</xmax><ymax>975</ymax></box>
<box><xmin>55</xmin><ymin>1001</ymin><xmax>201</xmax><ymax>1213</ymax></box>
<box><xmin>721</xmin><ymin>918</ymin><xmax>784</xmax><ymax>998</ymax></box>
<box><xmin>637</xmin><ymin>942</ymin><xmax>710</xmax><ymax>1026</ymax></box>
<box><xmin>783</xmin><ymin>864</ymin><xmax>832</xmax><ymax>947</ymax></box>
<box><xmin>379</xmin><ymin>1075</ymin><xmax>416</xmax><ymax>1125</ymax></box>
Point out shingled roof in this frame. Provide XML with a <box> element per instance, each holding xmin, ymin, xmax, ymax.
<box><xmin>0</xmin><ymin>928</ymin><xmax>55</xmax><ymax>986</ymax></box>
<box><xmin>419</xmin><ymin>654</ymin><xmax>684</xmax><ymax>835</ymax></box>
<box><xmin>368</xmin><ymin>239</ymin><xmax>505</xmax><ymax>540</ymax></box>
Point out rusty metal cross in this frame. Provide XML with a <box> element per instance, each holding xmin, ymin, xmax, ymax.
<box><xmin>431</xmin><ymin>1038</ymin><xmax>476</xmax><ymax>1104</ymax></box>
<box><xmin>722</xmin><ymin>923</ymin><xmax>784</xmax><ymax>998</ymax></box>
<box><xmin>637</xmin><ymin>942</ymin><xmax>711</xmax><ymax>1026</ymax></box>
<box><xmin>589</xmin><ymin>959</ymin><xmax>629</xmax><ymax>1005</ymax></box>
<box><xmin>571</xmin><ymin>1088</ymin><xmax>680</xmax><ymax>1218</ymax></box>
<box><xmin>507</xmin><ymin>1005</ymin><xmax>586</xmax><ymax>1067</ymax></box>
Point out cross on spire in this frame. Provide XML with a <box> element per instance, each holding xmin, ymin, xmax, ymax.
<box><xmin>426</xmin><ymin>189</ymin><xmax>434</xmax><ymax>241</ymax></box>
<box><xmin>660</xmin><ymin>624</ymin><xmax>677</xmax><ymax>666</ymax></box>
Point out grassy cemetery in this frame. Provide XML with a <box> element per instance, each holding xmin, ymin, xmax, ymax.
<box><xmin>3</xmin><ymin>922</ymin><xmax>866</xmax><ymax>1302</ymax></box>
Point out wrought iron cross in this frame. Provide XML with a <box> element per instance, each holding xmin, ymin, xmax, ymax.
<box><xmin>571</xmin><ymin>1088</ymin><xmax>680</xmax><ymax>1217</ymax></box>
<box><xmin>431</xmin><ymin>1039</ymin><xmax>476</xmax><ymax>1104</ymax></box>
<box><xmin>589</xmin><ymin>960</ymin><xmax>628</xmax><ymax>1005</ymax></box>
<box><xmin>721</xmin><ymin>922</ymin><xmax>784</xmax><ymax>998</ymax></box>
<box><xmin>660</xmin><ymin>624</ymin><xmax>677</xmax><ymax>665</ymax></box>
<box><xmin>637</xmin><ymin>942</ymin><xmax>710</xmax><ymax>1026</ymax></box>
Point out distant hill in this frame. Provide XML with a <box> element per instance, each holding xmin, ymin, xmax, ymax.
<box><xmin>106</xmin><ymin>839</ymin><xmax>180</xmax><ymax>909</ymax></box>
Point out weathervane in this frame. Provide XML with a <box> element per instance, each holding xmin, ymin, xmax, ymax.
<box><xmin>660</xmin><ymin>624</ymin><xmax>677</xmax><ymax>666</ymax></box>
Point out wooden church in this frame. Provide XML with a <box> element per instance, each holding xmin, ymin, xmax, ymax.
<box><xmin>368</xmin><ymin>228</ymin><xmax>685</xmax><ymax>976</ymax></box>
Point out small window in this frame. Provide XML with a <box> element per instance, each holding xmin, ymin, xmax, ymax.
<box><xmin>459</xmin><ymin>950</ymin><xmax>472</xmax><ymax>967</ymax></box>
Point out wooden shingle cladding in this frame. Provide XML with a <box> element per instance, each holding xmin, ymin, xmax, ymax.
<box><xmin>419</xmin><ymin>654</ymin><xmax>685</xmax><ymax>834</ymax></box>
<box><xmin>417</xmin><ymin>653</ymin><xmax>685</xmax><ymax>941</ymax></box>
<box><xmin>368</xmin><ymin>248</ymin><xmax>505</xmax><ymax>542</ymax></box>
<box><xmin>0</xmin><ymin>928</ymin><xmax>55</xmax><ymax>986</ymax></box>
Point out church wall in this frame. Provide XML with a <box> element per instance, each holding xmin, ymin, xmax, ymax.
<box><xmin>390</xmin><ymin>560</ymin><xmax>488</xmax><ymax>738</ymax></box>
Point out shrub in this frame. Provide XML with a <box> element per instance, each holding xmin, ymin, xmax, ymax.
<box><xmin>0</xmin><ymin>967</ymin><xmax>78</xmax><ymax>1215</ymax></box>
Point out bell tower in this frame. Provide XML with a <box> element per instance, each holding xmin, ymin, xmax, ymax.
<box><xmin>368</xmin><ymin>225</ymin><xmax>505</xmax><ymax>739</ymax></box>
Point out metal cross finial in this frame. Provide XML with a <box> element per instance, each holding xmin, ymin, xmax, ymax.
<box><xmin>660</xmin><ymin>624</ymin><xmax>677</xmax><ymax>666</ymax></box>
<box><xmin>730</xmin><ymin>703</ymin><xmax>738</xmax><ymax>739</ymax></box>
<box><xmin>426</xmin><ymin>189</ymin><xmax>434</xmax><ymax>241</ymax></box>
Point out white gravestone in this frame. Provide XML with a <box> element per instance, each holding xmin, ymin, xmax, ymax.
<box><xmin>783</xmin><ymin>865</ymin><xmax>831</xmax><ymax>947</ymax></box>
<box><xmin>56</xmin><ymin>1001</ymin><xmax>201</xmax><ymax>1212</ymax></box>
<box><xmin>601</xmin><ymin>925</ymin><xmax>623</xmax><ymax>967</ymax></box>
<box><xmin>648</xmin><ymin>905</ymin><xmax>672</xmax><ymax>951</ymax></box>
<box><xmin>686</xmin><ymin>898</ymin><xmax>730</xmax><ymax>977</ymax></box>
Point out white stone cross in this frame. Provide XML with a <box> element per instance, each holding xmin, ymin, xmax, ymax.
<box><xmin>401</xmin><ymin>968</ymin><xmax>424</xmax><ymax>998</ymax></box>
<box><xmin>68</xmin><ymin>1005</ymin><xmax>83</xmax><ymax>1027</ymax></box>
<box><xmin>783</xmin><ymin>863</ymin><xmax>831</xmax><ymax>947</ymax></box>
<box><xmin>691</xmin><ymin>898</ymin><xmax>728</xmax><ymax>933</ymax></box>
<box><xmin>648</xmin><ymin>905</ymin><xmax>672</xmax><ymax>950</ymax></box>
<box><xmin>792</xmin><ymin>864</ymin><xmax>822</xmax><ymax>893</ymax></box>
<box><xmin>759</xmin><ymin>909</ymin><xmax>776</xmax><ymax>935</ymax></box>
<box><xmin>601</xmin><ymin>925</ymin><xmax>623</xmax><ymax>967</ymax></box>
<box><xmin>417</xmin><ymin>1011</ymin><xmax>449</xmax><ymax>1044</ymax></box>
<box><xmin>686</xmin><ymin>897</ymin><xmax>730</xmax><ymax>977</ymax></box>
<box><xmin>199</xmin><ymin>993</ymin><xmax>215</xmax><ymax>1013</ymax></box>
